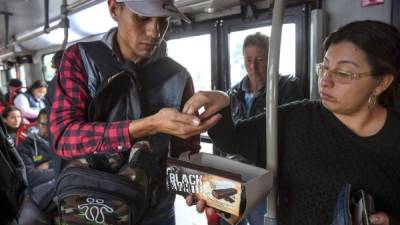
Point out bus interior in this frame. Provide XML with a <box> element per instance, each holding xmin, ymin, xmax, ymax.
<box><xmin>0</xmin><ymin>0</ymin><xmax>399</xmax><ymax>224</ymax></box>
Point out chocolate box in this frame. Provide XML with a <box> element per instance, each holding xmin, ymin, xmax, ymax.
<box><xmin>166</xmin><ymin>152</ymin><xmax>273</xmax><ymax>224</ymax></box>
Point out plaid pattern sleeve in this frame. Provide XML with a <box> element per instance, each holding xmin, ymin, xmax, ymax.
<box><xmin>50</xmin><ymin>44</ymin><xmax>132</xmax><ymax>159</ymax></box>
<box><xmin>170</xmin><ymin>77</ymin><xmax>201</xmax><ymax>158</ymax></box>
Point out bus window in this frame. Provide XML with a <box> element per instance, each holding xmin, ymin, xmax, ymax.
<box><xmin>167</xmin><ymin>34</ymin><xmax>213</xmax><ymax>154</ymax></box>
<box><xmin>229</xmin><ymin>23</ymin><xmax>296</xmax><ymax>87</ymax></box>
<box><xmin>18</xmin><ymin>65</ymin><xmax>27</xmax><ymax>88</ymax></box>
<box><xmin>9</xmin><ymin>66</ymin><xmax>17</xmax><ymax>79</ymax></box>
<box><xmin>199</xmin><ymin>140</ymin><xmax>213</xmax><ymax>154</ymax></box>
<box><xmin>43</xmin><ymin>53</ymin><xmax>56</xmax><ymax>82</ymax></box>
<box><xmin>167</xmin><ymin>34</ymin><xmax>211</xmax><ymax>91</ymax></box>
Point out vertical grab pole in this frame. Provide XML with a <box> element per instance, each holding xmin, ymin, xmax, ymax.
<box><xmin>264</xmin><ymin>0</ymin><xmax>285</xmax><ymax>225</ymax></box>
<box><xmin>309</xmin><ymin>9</ymin><xmax>326</xmax><ymax>100</ymax></box>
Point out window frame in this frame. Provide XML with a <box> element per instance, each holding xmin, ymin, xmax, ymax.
<box><xmin>165</xmin><ymin>5</ymin><xmax>308</xmax><ymax>93</ymax></box>
<box><xmin>41</xmin><ymin>52</ymin><xmax>57</xmax><ymax>82</ymax></box>
<box><xmin>393</xmin><ymin>0</ymin><xmax>400</xmax><ymax>30</ymax></box>
<box><xmin>164</xmin><ymin>5</ymin><xmax>310</xmax><ymax>151</ymax></box>
<box><xmin>165</xmin><ymin>20</ymin><xmax>219</xmax><ymax>91</ymax></box>
<box><xmin>220</xmin><ymin>5</ymin><xmax>308</xmax><ymax>93</ymax></box>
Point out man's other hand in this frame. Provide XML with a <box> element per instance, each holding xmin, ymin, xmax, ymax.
<box><xmin>129</xmin><ymin>108</ymin><xmax>221</xmax><ymax>140</ymax></box>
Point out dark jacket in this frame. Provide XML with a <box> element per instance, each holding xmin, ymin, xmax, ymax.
<box><xmin>222</xmin><ymin>75</ymin><xmax>306</xmax><ymax>165</ymax></box>
<box><xmin>4</xmin><ymin>125</ymin><xmax>18</xmax><ymax>144</ymax></box>
<box><xmin>228</xmin><ymin>75</ymin><xmax>306</xmax><ymax>123</ymax></box>
<box><xmin>17</xmin><ymin>134</ymin><xmax>55</xmax><ymax>187</ymax></box>
<box><xmin>0</xmin><ymin>120</ymin><xmax>26</xmax><ymax>225</ymax></box>
<box><xmin>208</xmin><ymin>101</ymin><xmax>400</xmax><ymax>225</ymax></box>
<box><xmin>17</xmin><ymin>133</ymin><xmax>57</xmax><ymax>212</ymax></box>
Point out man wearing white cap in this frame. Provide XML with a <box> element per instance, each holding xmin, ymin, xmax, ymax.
<box><xmin>50</xmin><ymin>0</ymin><xmax>221</xmax><ymax>224</ymax></box>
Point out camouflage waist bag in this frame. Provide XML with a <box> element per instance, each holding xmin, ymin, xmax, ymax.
<box><xmin>56</xmin><ymin>142</ymin><xmax>162</xmax><ymax>225</ymax></box>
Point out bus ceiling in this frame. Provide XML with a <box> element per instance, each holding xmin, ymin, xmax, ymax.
<box><xmin>0</xmin><ymin>0</ymin><xmax>315</xmax><ymax>60</ymax></box>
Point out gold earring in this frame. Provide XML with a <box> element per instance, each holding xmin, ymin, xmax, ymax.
<box><xmin>368</xmin><ymin>95</ymin><xmax>377</xmax><ymax>109</ymax></box>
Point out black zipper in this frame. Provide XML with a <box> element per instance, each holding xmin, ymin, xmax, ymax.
<box><xmin>56</xmin><ymin>166</ymin><xmax>136</xmax><ymax>192</ymax></box>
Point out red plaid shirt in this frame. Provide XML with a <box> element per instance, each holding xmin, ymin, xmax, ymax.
<box><xmin>50</xmin><ymin>44</ymin><xmax>200</xmax><ymax>159</ymax></box>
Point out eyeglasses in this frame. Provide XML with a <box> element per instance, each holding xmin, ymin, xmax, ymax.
<box><xmin>38</xmin><ymin>122</ymin><xmax>49</xmax><ymax>126</ymax></box>
<box><xmin>315</xmin><ymin>63</ymin><xmax>371</xmax><ymax>84</ymax></box>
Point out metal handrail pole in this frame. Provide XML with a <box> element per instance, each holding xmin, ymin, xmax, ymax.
<box><xmin>60</xmin><ymin>0</ymin><xmax>69</xmax><ymax>50</ymax></box>
<box><xmin>264</xmin><ymin>0</ymin><xmax>285</xmax><ymax>224</ymax></box>
<box><xmin>309</xmin><ymin>9</ymin><xmax>326</xmax><ymax>100</ymax></box>
<box><xmin>6</xmin><ymin>24</ymin><xmax>61</xmax><ymax>48</ymax></box>
<box><xmin>3</xmin><ymin>0</ymin><xmax>101</xmax><ymax>49</ymax></box>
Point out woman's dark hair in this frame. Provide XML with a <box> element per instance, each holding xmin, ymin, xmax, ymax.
<box><xmin>8</xmin><ymin>78</ymin><xmax>22</xmax><ymax>88</ymax></box>
<box><xmin>37</xmin><ymin>108</ymin><xmax>48</xmax><ymax>121</ymax></box>
<box><xmin>27</xmin><ymin>80</ymin><xmax>48</xmax><ymax>94</ymax></box>
<box><xmin>323</xmin><ymin>20</ymin><xmax>400</xmax><ymax>108</ymax></box>
<box><xmin>2</xmin><ymin>106</ymin><xmax>21</xmax><ymax>119</ymax></box>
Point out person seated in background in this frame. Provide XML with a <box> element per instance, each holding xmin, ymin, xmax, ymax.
<box><xmin>2</xmin><ymin>106</ymin><xmax>23</xmax><ymax>142</ymax></box>
<box><xmin>0</xmin><ymin>89</ymin><xmax>9</xmax><ymax>114</ymax></box>
<box><xmin>229</xmin><ymin>32</ymin><xmax>304</xmax><ymax>124</ymax></box>
<box><xmin>14</xmin><ymin>80</ymin><xmax>47</xmax><ymax>122</ymax></box>
<box><xmin>17</xmin><ymin>108</ymin><xmax>56</xmax><ymax>225</ymax></box>
<box><xmin>184</xmin><ymin>20</ymin><xmax>400</xmax><ymax>225</ymax></box>
<box><xmin>4</xmin><ymin>78</ymin><xmax>23</xmax><ymax>105</ymax></box>
<box><xmin>219</xmin><ymin>33</ymin><xmax>305</xmax><ymax>225</ymax></box>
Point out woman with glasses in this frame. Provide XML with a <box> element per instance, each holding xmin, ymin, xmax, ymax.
<box><xmin>183</xmin><ymin>20</ymin><xmax>400</xmax><ymax>225</ymax></box>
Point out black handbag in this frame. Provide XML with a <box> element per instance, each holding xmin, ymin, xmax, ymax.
<box><xmin>332</xmin><ymin>183</ymin><xmax>375</xmax><ymax>225</ymax></box>
<box><xmin>56</xmin><ymin>142</ymin><xmax>159</xmax><ymax>225</ymax></box>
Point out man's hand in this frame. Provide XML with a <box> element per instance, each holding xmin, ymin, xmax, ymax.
<box><xmin>129</xmin><ymin>108</ymin><xmax>221</xmax><ymax>140</ymax></box>
<box><xmin>183</xmin><ymin>91</ymin><xmax>230</xmax><ymax>120</ymax></box>
<box><xmin>370</xmin><ymin>212</ymin><xmax>390</xmax><ymax>225</ymax></box>
<box><xmin>36</xmin><ymin>162</ymin><xmax>49</xmax><ymax>170</ymax></box>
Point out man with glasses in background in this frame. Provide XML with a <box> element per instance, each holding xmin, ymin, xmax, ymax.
<box><xmin>50</xmin><ymin>0</ymin><xmax>220</xmax><ymax>224</ymax></box>
<box><xmin>18</xmin><ymin>108</ymin><xmax>57</xmax><ymax>225</ymax></box>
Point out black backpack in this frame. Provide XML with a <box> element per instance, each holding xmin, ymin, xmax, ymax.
<box><xmin>0</xmin><ymin>119</ymin><xmax>27</xmax><ymax>224</ymax></box>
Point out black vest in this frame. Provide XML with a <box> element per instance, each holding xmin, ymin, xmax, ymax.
<box><xmin>77</xmin><ymin>41</ymin><xmax>190</xmax><ymax>223</ymax></box>
<box><xmin>78</xmin><ymin>41</ymin><xmax>189</xmax><ymax>159</ymax></box>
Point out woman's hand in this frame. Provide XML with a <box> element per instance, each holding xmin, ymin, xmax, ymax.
<box><xmin>183</xmin><ymin>91</ymin><xmax>230</xmax><ymax>120</ymax></box>
<box><xmin>185</xmin><ymin>194</ymin><xmax>217</xmax><ymax>215</ymax></box>
<box><xmin>370</xmin><ymin>212</ymin><xmax>390</xmax><ymax>225</ymax></box>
